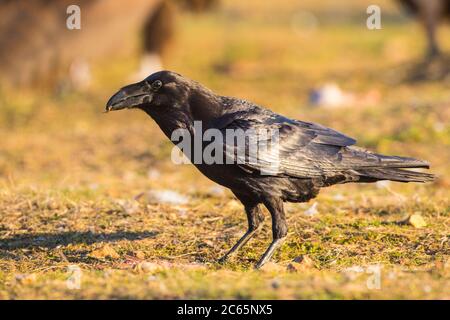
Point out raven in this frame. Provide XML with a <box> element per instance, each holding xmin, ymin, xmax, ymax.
<box><xmin>106</xmin><ymin>71</ymin><xmax>434</xmax><ymax>268</ymax></box>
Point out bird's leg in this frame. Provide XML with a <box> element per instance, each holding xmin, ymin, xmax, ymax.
<box><xmin>255</xmin><ymin>198</ymin><xmax>287</xmax><ymax>269</ymax></box>
<box><xmin>219</xmin><ymin>200</ymin><xmax>264</xmax><ymax>263</ymax></box>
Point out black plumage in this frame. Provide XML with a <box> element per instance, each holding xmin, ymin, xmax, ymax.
<box><xmin>106</xmin><ymin>71</ymin><xmax>434</xmax><ymax>268</ymax></box>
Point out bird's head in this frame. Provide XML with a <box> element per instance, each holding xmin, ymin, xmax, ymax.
<box><xmin>106</xmin><ymin>70</ymin><xmax>224</xmax><ymax>133</ymax></box>
<box><xmin>105</xmin><ymin>70</ymin><xmax>193</xmax><ymax>112</ymax></box>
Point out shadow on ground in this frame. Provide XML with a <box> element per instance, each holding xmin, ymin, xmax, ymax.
<box><xmin>0</xmin><ymin>230</ymin><xmax>159</xmax><ymax>250</ymax></box>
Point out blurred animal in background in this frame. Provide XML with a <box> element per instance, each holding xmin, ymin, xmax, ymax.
<box><xmin>0</xmin><ymin>0</ymin><xmax>218</xmax><ymax>90</ymax></box>
<box><xmin>132</xmin><ymin>0</ymin><xmax>218</xmax><ymax>80</ymax></box>
<box><xmin>397</xmin><ymin>0</ymin><xmax>450</xmax><ymax>60</ymax></box>
<box><xmin>177</xmin><ymin>0</ymin><xmax>218</xmax><ymax>12</ymax></box>
<box><xmin>132</xmin><ymin>0</ymin><xmax>176</xmax><ymax>81</ymax></box>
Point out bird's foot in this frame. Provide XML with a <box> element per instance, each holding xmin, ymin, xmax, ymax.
<box><xmin>254</xmin><ymin>238</ymin><xmax>285</xmax><ymax>269</ymax></box>
<box><xmin>217</xmin><ymin>254</ymin><xmax>230</xmax><ymax>264</ymax></box>
<box><xmin>218</xmin><ymin>228</ymin><xmax>259</xmax><ymax>265</ymax></box>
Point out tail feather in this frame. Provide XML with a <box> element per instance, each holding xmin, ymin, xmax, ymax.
<box><xmin>370</xmin><ymin>154</ymin><xmax>430</xmax><ymax>169</ymax></box>
<box><xmin>344</xmin><ymin>148</ymin><xmax>435</xmax><ymax>183</ymax></box>
<box><xmin>345</xmin><ymin>147</ymin><xmax>431</xmax><ymax>170</ymax></box>
<box><xmin>361</xmin><ymin>153</ymin><xmax>430</xmax><ymax>169</ymax></box>
<box><xmin>357</xmin><ymin>168</ymin><xmax>435</xmax><ymax>183</ymax></box>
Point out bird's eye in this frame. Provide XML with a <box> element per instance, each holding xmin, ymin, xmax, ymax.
<box><xmin>151</xmin><ymin>80</ymin><xmax>163</xmax><ymax>90</ymax></box>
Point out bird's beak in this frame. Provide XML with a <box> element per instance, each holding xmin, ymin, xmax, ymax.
<box><xmin>106</xmin><ymin>81</ymin><xmax>152</xmax><ymax>112</ymax></box>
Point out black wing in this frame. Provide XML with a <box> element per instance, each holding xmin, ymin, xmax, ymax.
<box><xmin>216</xmin><ymin>98</ymin><xmax>427</xmax><ymax>178</ymax></box>
<box><xmin>214</xmin><ymin>98</ymin><xmax>355</xmax><ymax>178</ymax></box>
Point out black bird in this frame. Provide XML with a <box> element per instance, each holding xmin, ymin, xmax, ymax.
<box><xmin>106</xmin><ymin>71</ymin><xmax>434</xmax><ymax>268</ymax></box>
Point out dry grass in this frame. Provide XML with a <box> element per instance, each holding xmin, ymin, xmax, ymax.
<box><xmin>0</xmin><ymin>0</ymin><xmax>449</xmax><ymax>299</ymax></box>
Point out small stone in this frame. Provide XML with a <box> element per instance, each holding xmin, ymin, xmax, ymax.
<box><xmin>287</xmin><ymin>255</ymin><xmax>316</xmax><ymax>272</ymax></box>
<box><xmin>89</xmin><ymin>244</ymin><xmax>120</xmax><ymax>260</ymax></box>
<box><xmin>270</xmin><ymin>279</ymin><xmax>281</xmax><ymax>289</ymax></box>
<box><xmin>135</xmin><ymin>261</ymin><xmax>167</xmax><ymax>273</ymax></box>
<box><xmin>116</xmin><ymin>199</ymin><xmax>140</xmax><ymax>214</ymax></box>
<box><xmin>408</xmin><ymin>214</ymin><xmax>427</xmax><ymax>228</ymax></box>
<box><xmin>134</xmin><ymin>251</ymin><xmax>146</xmax><ymax>260</ymax></box>
<box><xmin>259</xmin><ymin>262</ymin><xmax>284</xmax><ymax>273</ymax></box>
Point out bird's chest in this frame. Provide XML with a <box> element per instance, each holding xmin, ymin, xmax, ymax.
<box><xmin>194</xmin><ymin>163</ymin><xmax>248</xmax><ymax>188</ymax></box>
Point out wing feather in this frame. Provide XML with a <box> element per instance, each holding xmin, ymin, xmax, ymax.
<box><xmin>215</xmin><ymin>97</ymin><xmax>429</xmax><ymax>179</ymax></box>
<box><xmin>216</xmin><ymin>102</ymin><xmax>357</xmax><ymax>178</ymax></box>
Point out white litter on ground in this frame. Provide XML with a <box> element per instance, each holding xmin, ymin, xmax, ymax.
<box><xmin>333</xmin><ymin>193</ymin><xmax>345</xmax><ymax>201</ymax></box>
<box><xmin>309</xmin><ymin>82</ymin><xmax>380</xmax><ymax>108</ymax></box>
<box><xmin>115</xmin><ymin>199</ymin><xmax>140</xmax><ymax>214</ymax></box>
<box><xmin>208</xmin><ymin>186</ymin><xmax>226</xmax><ymax>196</ymax></box>
<box><xmin>147</xmin><ymin>169</ymin><xmax>161</xmax><ymax>180</ymax></box>
<box><xmin>376</xmin><ymin>180</ymin><xmax>391</xmax><ymax>189</ymax></box>
<box><xmin>143</xmin><ymin>190</ymin><xmax>189</xmax><ymax>205</ymax></box>
<box><xmin>304</xmin><ymin>202</ymin><xmax>319</xmax><ymax>216</ymax></box>
<box><xmin>309</xmin><ymin>83</ymin><xmax>354</xmax><ymax>108</ymax></box>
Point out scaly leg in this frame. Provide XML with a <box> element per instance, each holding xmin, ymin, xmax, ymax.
<box><xmin>255</xmin><ymin>197</ymin><xmax>287</xmax><ymax>269</ymax></box>
<box><xmin>219</xmin><ymin>196</ymin><xmax>264</xmax><ymax>263</ymax></box>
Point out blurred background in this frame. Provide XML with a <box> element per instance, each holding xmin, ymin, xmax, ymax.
<box><xmin>0</xmin><ymin>0</ymin><xmax>448</xmax><ymax>193</ymax></box>
<box><xmin>0</xmin><ymin>0</ymin><xmax>449</xmax><ymax>300</ymax></box>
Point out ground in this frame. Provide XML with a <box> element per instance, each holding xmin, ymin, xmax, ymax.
<box><xmin>0</xmin><ymin>0</ymin><xmax>449</xmax><ymax>299</ymax></box>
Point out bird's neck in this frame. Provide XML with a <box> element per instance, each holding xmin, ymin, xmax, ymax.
<box><xmin>145</xmin><ymin>108</ymin><xmax>194</xmax><ymax>140</ymax></box>
<box><xmin>144</xmin><ymin>89</ymin><xmax>224</xmax><ymax>139</ymax></box>
<box><xmin>187</xmin><ymin>88</ymin><xmax>223</xmax><ymax>128</ymax></box>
